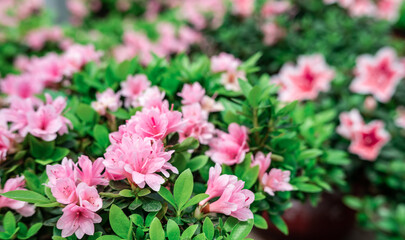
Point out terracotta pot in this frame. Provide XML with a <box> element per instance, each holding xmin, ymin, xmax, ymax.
<box><xmin>259</xmin><ymin>193</ymin><xmax>356</xmax><ymax>240</ymax></box>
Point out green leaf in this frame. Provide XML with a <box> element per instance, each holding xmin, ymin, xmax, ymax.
<box><xmin>174</xmin><ymin>169</ymin><xmax>193</xmax><ymax>210</ymax></box>
<box><xmin>203</xmin><ymin>218</ymin><xmax>214</xmax><ymax>240</ymax></box>
<box><xmin>76</xmin><ymin>104</ymin><xmax>97</xmax><ymax>123</ymax></box>
<box><xmin>48</xmin><ymin>147</ymin><xmax>70</xmax><ymax>162</ymax></box>
<box><xmin>224</xmin><ymin>217</ymin><xmax>239</xmax><ymax>232</ymax></box>
<box><xmin>23</xmin><ymin>170</ymin><xmax>44</xmax><ymax>194</ymax></box>
<box><xmin>181</xmin><ymin>225</ymin><xmax>198</xmax><ymax>239</ymax></box>
<box><xmin>26</xmin><ymin>223</ymin><xmax>42</xmax><ymax>238</ymax></box>
<box><xmin>130</xmin><ymin>214</ymin><xmax>144</xmax><ymax>227</ymax></box>
<box><xmin>93</xmin><ymin>124</ymin><xmax>110</xmax><ymax>149</ymax></box>
<box><xmin>254</xmin><ymin>192</ymin><xmax>266</xmax><ymax>201</ymax></box>
<box><xmin>142</xmin><ymin>199</ymin><xmax>162</xmax><ymax>212</ymax></box>
<box><xmin>186</xmin><ymin>155</ymin><xmax>208</xmax><ymax>172</ymax></box>
<box><xmin>238</xmin><ymin>79</ymin><xmax>252</xmax><ymax>98</ymax></box>
<box><xmin>109</xmin><ymin>204</ymin><xmax>130</xmax><ymax>238</ymax></box>
<box><xmin>298</xmin><ymin>149</ymin><xmax>323</xmax><ymax>161</ymax></box>
<box><xmin>97</xmin><ymin>236</ymin><xmax>122</xmax><ymax>240</ymax></box>
<box><xmin>295</xmin><ymin>183</ymin><xmax>322</xmax><ymax>193</ymax></box>
<box><xmin>170</xmin><ymin>137</ymin><xmax>199</xmax><ymax>152</ymax></box>
<box><xmin>29</xmin><ymin>135</ymin><xmax>55</xmax><ymax>159</ymax></box>
<box><xmin>254</xmin><ymin>214</ymin><xmax>268</xmax><ymax>230</ymax></box>
<box><xmin>248</xmin><ymin>86</ymin><xmax>262</xmax><ymax>107</ymax></box>
<box><xmin>0</xmin><ymin>190</ymin><xmax>50</xmax><ymax>204</ymax></box>
<box><xmin>182</xmin><ymin>194</ymin><xmax>209</xmax><ymax>210</ymax></box>
<box><xmin>149</xmin><ymin>218</ymin><xmax>165</xmax><ymax>240</ymax></box>
<box><xmin>158</xmin><ymin>187</ymin><xmax>176</xmax><ymax>209</ymax></box>
<box><xmin>343</xmin><ymin>196</ymin><xmax>362</xmax><ymax>210</ymax></box>
<box><xmin>129</xmin><ymin>198</ymin><xmax>142</xmax><ymax>210</ymax></box>
<box><xmin>276</xmin><ymin>101</ymin><xmax>297</xmax><ymax>116</ymax></box>
<box><xmin>119</xmin><ymin>189</ymin><xmax>135</xmax><ymax>198</ymax></box>
<box><xmin>229</xmin><ymin>219</ymin><xmax>254</xmax><ymax>240</ymax></box>
<box><xmin>269</xmin><ymin>215</ymin><xmax>288</xmax><ymax>235</ymax></box>
<box><xmin>3</xmin><ymin>211</ymin><xmax>16</xmax><ymax>234</ymax></box>
<box><xmin>137</xmin><ymin>189</ymin><xmax>151</xmax><ymax>197</ymax></box>
<box><xmin>167</xmin><ymin>219</ymin><xmax>180</xmax><ymax>240</ymax></box>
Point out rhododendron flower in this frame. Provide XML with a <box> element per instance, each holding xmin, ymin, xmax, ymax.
<box><xmin>76</xmin><ymin>183</ymin><xmax>102</xmax><ymax>212</ymax></box>
<box><xmin>0</xmin><ymin>121</ymin><xmax>14</xmax><ymax>161</ymax></box>
<box><xmin>206</xmin><ymin>180</ymin><xmax>254</xmax><ymax>221</ymax></box>
<box><xmin>27</xmin><ymin>95</ymin><xmax>71</xmax><ymax>141</ymax></box>
<box><xmin>27</xmin><ymin>53</ymin><xmax>65</xmax><ymax>85</ymax></box>
<box><xmin>199</xmin><ymin>164</ymin><xmax>238</xmax><ymax>206</ymax></box>
<box><xmin>25</xmin><ymin>27</ymin><xmax>63</xmax><ymax>50</ymax></box>
<box><xmin>62</xmin><ymin>44</ymin><xmax>102</xmax><ymax>75</ymax></box>
<box><xmin>0</xmin><ymin>176</ymin><xmax>35</xmax><ymax>217</ymax></box>
<box><xmin>211</xmin><ymin>53</ymin><xmax>241</xmax><ymax>73</ymax></box>
<box><xmin>180</xmin><ymin>104</ymin><xmax>215</xmax><ymax>144</ymax></box>
<box><xmin>350</xmin><ymin>47</ymin><xmax>404</xmax><ymax>103</ymax></box>
<box><xmin>138</xmin><ymin>86</ymin><xmax>167</xmax><ymax>110</ymax></box>
<box><xmin>261</xmin><ymin>0</ymin><xmax>291</xmax><ymax>18</ymax></box>
<box><xmin>220</xmin><ymin>70</ymin><xmax>247</xmax><ymax>92</ymax></box>
<box><xmin>57</xmin><ymin>204</ymin><xmax>102</xmax><ymax>239</ymax></box>
<box><xmin>261</xmin><ymin>22</ymin><xmax>285</xmax><ymax>46</ymax></box>
<box><xmin>261</xmin><ymin>168</ymin><xmax>294</xmax><ymax>196</ymax></box>
<box><xmin>395</xmin><ymin>107</ymin><xmax>405</xmax><ymax>129</ymax></box>
<box><xmin>103</xmin><ymin>134</ymin><xmax>177</xmax><ymax>191</ymax></box>
<box><xmin>364</xmin><ymin>96</ymin><xmax>377</xmax><ymax>111</ymax></box>
<box><xmin>178</xmin><ymin>26</ymin><xmax>202</xmax><ymax>48</ymax></box>
<box><xmin>273</xmin><ymin>54</ymin><xmax>335</xmax><ymax>102</ymax></box>
<box><xmin>0</xmin><ymin>74</ymin><xmax>44</xmax><ymax>99</ymax></box>
<box><xmin>251</xmin><ymin>152</ymin><xmax>272</xmax><ymax>179</ymax></box>
<box><xmin>51</xmin><ymin>178</ymin><xmax>78</xmax><ymax>205</ymax></box>
<box><xmin>46</xmin><ymin>157</ymin><xmax>76</xmax><ymax>187</ymax></box>
<box><xmin>349</xmin><ymin>121</ymin><xmax>390</xmax><ymax>161</ymax></box>
<box><xmin>375</xmin><ymin>0</ymin><xmax>402</xmax><ymax>21</ymax></box>
<box><xmin>207</xmin><ymin>123</ymin><xmax>249</xmax><ymax>165</ymax></box>
<box><xmin>91</xmin><ymin>88</ymin><xmax>122</xmax><ymax>116</ymax></box>
<box><xmin>178</xmin><ymin>82</ymin><xmax>206</xmax><ymax>105</ymax></box>
<box><xmin>120</xmin><ymin>74</ymin><xmax>151</xmax><ymax>107</ymax></box>
<box><xmin>1</xmin><ymin>98</ymin><xmax>36</xmax><ymax>138</ymax></box>
<box><xmin>337</xmin><ymin>109</ymin><xmax>364</xmax><ymax>139</ymax></box>
<box><xmin>75</xmin><ymin>156</ymin><xmax>108</xmax><ymax>187</ymax></box>
<box><xmin>201</xmin><ymin>96</ymin><xmax>224</xmax><ymax>113</ymax></box>
<box><xmin>232</xmin><ymin>0</ymin><xmax>255</xmax><ymax>17</ymax></box>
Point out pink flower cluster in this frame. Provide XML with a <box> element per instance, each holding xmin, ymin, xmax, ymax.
<box><xmin>47</xmin><ymin>156</ymin><xmax>107</xmax><ymax>239</ymax></box>
<box><xmin>324</xmin><ymin>0</ymin><xmax>403</xmax><ymax>22</ymax></box>
<box><xmin>178</xmin><ymin>82</ymin><xmax>223</xmax><ymax>144</ymax></box>
<box><xmin>0</xmin><ymin>0</ymin><xmax>43</xmax><ymax>27</ymax></box>
<box><xmin>1</xmin><ymin>94</ymin><xmax>71</xmax><ymax>142</ymax></box>
<box><xmin>207</xmin><ymin>123</ymin><xmax>249</xmax><ymax>165</ymax></box>
<box><xmin>67</xmin><ymin>0</ymin><xmax>102</xmax><ymax>25</ymax></box>
<box><xmin>251</xmin><ymin>152</ymin><xmax>293</xmax><ymax>196</ymax></box>
<box><xmin>200</xmin><ymin>164</ymin><xmax>254</xmax><ymax>221</ymax></box>
<box><xmin>350</xmin><ymin>47</ymin><xmax>404</xmax><ymax>103</ymax></box>
<box><xmin>211</xmin><ymin>53</ymin><xmax>247</xmax><ymax>91</ymax></box>
<box><xmin>337</xmin><ymin>109</ymin><xmax>390</xmax><ymax>161</ymax></box>
<box><xmin>2</xmin><ymin>44</ymin><xmax>101</xmax><ymax>100</ymax></box>
<box><xmin>114</xmin><ymin>23</ymin><xmax>201</xmax><ymax>65</ymax></box>
<box><xmin>25</xmin><ymin>27</ymin><xmax>67</xmax><ymax>50</ymax></box>
<box><xmin>0</xmin><ymin>176</ymin><xmax>35</xmax><ymax>217</ymax></box>
<box><xmin>260</xmin><ymin>0</ymin><xmax>291</xmax><ymax>46</ymax></box>
<box><xmin>273</xmin><ymin>54</ymin><xmax>335</xmax><ymax>102</ymax></box>
<box><xmin>232</xmin><ymin>0</ymin><xmax>255</xmax><ymax>17</ymax></box>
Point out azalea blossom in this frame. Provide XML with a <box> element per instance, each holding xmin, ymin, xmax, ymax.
<box><xmin>180</xmin><ymin>103</ymin><xmax>215</xmax><ymax>144</ymax></box>
<box><xmin>273</xmin><ymin>54</ymin><xmax>335</xmax><ymax>102</ymax></box>
<box><xmin>349</xmin><ymin>120</ymin><xmax>390</xmax><ymax>161</ymax></box>
<box><xmin>376</xmin><ymin>0</ymin><xmax>402</xmax><ymax>21</ymax></box>
<box><xmin>76</xmin><ymin>183</ymin><xmax>102</xmax><ymax>212</ymax></box>
<box><xmin>200</xmin><ymin>96</ymin><xmax>224</xmax><ymax>113</ymax></box>
<box><xmin>350</xmin><ymin>47</ymin><xmax>404</xmax><ymax>103</ymax></box>
<box><xmin>261</xmin><ymin>22</ymin><xmax>285</xmax><ymax>46</ymax></box>
<box><xmin>91</xmin><ymin>88</ymin><xmax>122</xmax><ymax>116</ymax></box>
<box><xmin>46</xmin><ymin>157</ymin><xmax>76</xmax><ymax>187</ymax></box>
<box><xmin>1</xmin><ymin>97</ymin><xmax>36</xmax><ymax>138</ymax></box>
<box><xmin>25</xmin><ymin>27</ymin><xmax>64</xmax><ymax>50</ymax></box>
<box><xmin>207</xmin><ymin>123</ymin><xmax>249</xmax><ymax>165</ymax></box>
<box><xmin>57</xmin><ymin>204</ymin><xmax>102</xmax><ymax>239</ymax></box>
<box><xmin>51</xmin><ymin>178</ymin><xmax>78</xmax><ymax>205</ymax></box>
<box><xmin>178</xmin><ymin>82</ymin><xmax>206</xmax><ymax>105</ymax></box>
<box><xmin>211</xmin><ymin>53</ymin><xmax>241</xmax><ymax>73</ymax></box>
<box><xmin>120</xmin><ymin>74</ymin><xmax>151</xmax><ymax>107</ymax></box>
<box><xmin>232</xmin><ymin>0</ymin><xmax>255</xmax><ymax>17</ymax></box>
<box><xmin>395</xmin><ymin>107</ymin><xmax>405</xmax><ymax>129</ymax></box>
<box><xmin>0</xmin><ymin>176</ymin><xmax>35</xmax><ymax>217</ymax></box>
<box><xmin>103</xmin><ymin>134</ymin><xmax>177</xmax><ymax>191</ymax></box>
<box><xmin>251</xmin><ymin>152</ymin><xmax>272</xmax><ymax>179</ymax></box>
<box><xmin>75</xmin><ymin>156</ymin><xmax>108</xmax><ymax>187</ymax></box>
<box><xmin>337</xmin><ymin>109</ymin><xmax>364</xmax><ymax>139</ymax></box>
<box><xmin>261</xmin><ymin>0</ymin><xmax>291</xmax><ymax>18</ymax></box>
<box><xmin>0</xmin><ymin>74</ymin><xmax>44</xmax><ymax>99</ymax></box>
<box><xmin>364</xmin><ymin>96</ymin><xmax>377</xmax><ymax>111</ymax></box>
<box><xmin>261</xmin><ymin>168</ymin><xmax>294</xmax><ymax>196</ymax></box>
<box><xmin>62</xmin><ymin>44</ymin><xmax>102</xmax><ymax>76</ymax></box>
<box><xmin>0</xmin><ymin>118</ymin><xmax>14</xmax><ymax>161</ymax></box>
<box><xmin>26</xmin><ymin>53</ymin><xmax>65</xmax><ymax>85</ymax></box>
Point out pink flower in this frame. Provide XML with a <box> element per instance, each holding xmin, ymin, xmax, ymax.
<box><xmin>364</xmin><ymin>96</ymin><xmax>377</xmax><ymax>111</ymax></box>
<box><xmin>273</xmin><ymin>54</ymin><xmax>335</xmax><ymax>102</ymax></box>
<box><xmin>1</xmin><ymin>98</ymin><xmax>36</xmax><ymax>138</ymax></box>
<box><xmin>180</xmin><ymin>104</ymin><xmax>215</xmax><ymax>144</ymax></box>
<box><xmin>178</xmin><ymin>83</ymin><xmax>206</xmax><ymax>105</ymax></box>
<box><xmin>0</xmin><ymin>120</ymin><xmax>14</xmax><ymax>161</ymax></box>
<box><xmin>0</xmin><ymin>176</ymin><xmax>35</xmax><ymax>217</ymax></box>
<box><xmin>201</xmin><ymin>96</ymin><xmax>224</xmax><ymax>113</ymax></box>
<box><xmin>261</xmin><ymin>0</ymin><xmax>291</xmax><ymax>18</ymax></box>
<box><xmin>56</xmin><ymin>204</ymin><xmax>102</xmax><ymax>239</ymax></box>
<box><xmin>138</xmin><ymin>86</ymin><xmax>167</xmax><ymax>110</ymax></box>
<box><xmin>62</xmin><ymin>44</ymin><xmax>102</xmax><ymax>75</ymax></box>
<box><xmin>51</xmin><ymin>178</ymin><xmax>77</xmax><ymax>205</ymax></box>
<box><xmin>220</xmin><ymin>70</ymin><xmax>247</xmax><ymax>92</ymax></box>
<box><xmin>395</xmin><ymin>107</ymin><xmax>405</xmax><ymax>129</ymax></box>
<box><xmin>206</xmin><ymin>180</ymin><xmax>254</xmax><ymax>221</ymax></box>
<box><xmin>25</xmin><ymin>27</ymin><xmax>63</xmax><ymax>50</ymax></box>
<box><xmin>27</xmin><ymin>95</ymin><xmax>71</xmax><ymax>141</ymax></box>
<box><xmin>350</xmin><ymin>47</ymin><xmax>404</xmax><ymax>103</ymax></box>
<box><xmin>46</xmin><ymin>157</ymin><xmax>76</xmax><ymax>187</ymax></box>
<box><xmin>27</xmin><ymin>53</ymin><xmax>65</xmax><ymax>85</ymax></box>
<box><xmin>75</xmin><ymin>156</ymin><xmax>108</xmax><ymax>187</ymax></box>
<box><xmin>91</xmin><ymin>88</ymin><xmax>122</xmax><ymax>116</ymax></box>
<box><xmin>349</xmin><ymin>121</ymin><xmax>390</xmax><ymax>161</ymax></box>
<box><xmin>207</xmin><ymin>123</ymin><xmax>249</xmax><ymax>165</ymax></box>
<box><xmin>251</xmin><ymin>152</ymin><xmax>271</xmax><ymax>179</ymax></box>
<box><xmin>337</xmin><ymin>109</ymin><xmax>365</xmax><ymax>139</ymax></box>
<box><xmin>103</xmin><ymin>134</ymin><xmax>177</xmax><ymax>191</ymax></box>
<box><xmin>261</xmin><ymin>168</ymin><xmax>293</xmax><ymax>196</ymax></box>
<box><xmin>120</xmin><ymin>74</ymin><xmax>151</xmax><ymax>107</ymax></box>
<box><xmin>1</xmin><ymin>74</ymin><xmax>44</xmax><ymax>99</ymax></box>
<box><xmin>261</xmin><ymin>22</ymin><xmax>285</xmax><ymax>46</ymax></box>
<box><xmin>376</xmin><ymin>0</ymin><xmax>402</xmax><ymax>21</ymax></box>
<box><xmin>347</xmin><ymin>0</ymin><xmax>376</xmax><ymax>17</ymax></box>
<box><xmin>232</xmin><ymin>0</ymin><xmax>255</xmax><ymax>17</ymax></box>
<box><xmin>199</xmin><ymin>164</ymin><xmax>238</xmax><ymax>206</ymax></box>
<box><xmin>211</xmin><ymin>53</ymin><xmax>241</xmax><ymax>73</ymax></box>
<box><xmin>76</xmin><ymin>183</ymin><xmax>102</xmax><ymax>212</ymax></box>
